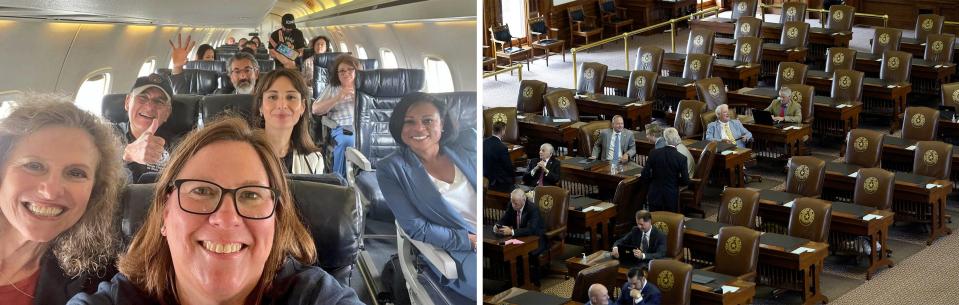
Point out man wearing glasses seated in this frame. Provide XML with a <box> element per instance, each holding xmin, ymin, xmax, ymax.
<box><xmin>215</xmin><ymin>52</ymin><xmax>260</xmax><ymax>94</ymax></box>
<box><xmin>117</xmin><ymin>73</ymin><xmax>175</xmax><ymax>182</ymax></box>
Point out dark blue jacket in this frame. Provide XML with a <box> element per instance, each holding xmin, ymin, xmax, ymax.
<box><xmin>616</xmin><ymin>281</ymin><xmax>662</xmax><ymax>305</ymax></box>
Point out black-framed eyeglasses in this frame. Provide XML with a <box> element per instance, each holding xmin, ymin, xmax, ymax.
<box><xmin>169</xmin><ymin>179</ymin><xmax>278</xmax><ymax>220</ymax></box>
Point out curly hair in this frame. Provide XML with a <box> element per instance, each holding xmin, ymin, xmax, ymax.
<box><xmin>0</xmin><ymin>94</ymin><xmax>125</xmax><ymax>277</ymax></box>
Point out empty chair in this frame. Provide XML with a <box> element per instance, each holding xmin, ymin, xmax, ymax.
<box><xmin>808</xmin><ymin>47</ymin><xmax>856</xmax><ymax>80</ymax></box>
<box><xmin>707</xmin><ymin>226</ymin><xmax>760</xmax><ymax>281</ymax></box>
<box><xmin>184</xmin><ymin>60</ymin><xmax>227</xmax><ymax>73</ymax></box>
<box><xmin>843</xmin><ymin>129</ymin><xmax>884</xmax><ymax>167</ymax></box>
<box><xmin>901</xmin><ymin>106</ymin><xmax>940</xmax><ymax>141</ymax></box>
<box><xmin>171</xmin><ymin>69</ymin><xmax>219</xmax><ymax>95</ymax></box>
<box><xmin>626</xmin><ymin>70</ymin><xmax>658</xmax><ymax>101</ymax></box>
<box><xmin>597</xmin><ymin>0</ymin><xmax>633</xmax><ymax>35</ymax></box>
<box><xmin>831</xmin><ymin>69</ymin><xmax>865</xmax><ymax>103</ymax></box>
<box><xmin>775</xmin><ymin>62</ymin><xmax>808</xmax><ymax>91</ymax></box>
<box><xmin>735</xmin><ymin>16</ymin><xmax>762</xmax><ymax>39</ymax></box>
<box><xmin>685</xmin><ymin>28</ymin><xmax>715</xmax><ymax>55</ymax></box>
<box><xmin>516</xmin><ymin>79</ymin><xmax>547</xmax><ymax>114</ymax></box>
<box><xmin>198</xmin><ymin>94</ymin><xmax>254</xmax><ymax>125</ymax></box>
<box><xmin>534</xmin><ymin>186</ymin><xmax>570</xmax><ymax>266</ymax></box>
<box><xmin>913</xmin><ymin>141</ymin><xmax>953</xmax><ymax>180</ymax></box>
<box><xmin>482</xmin><ymin>107</ymin><xmax>519</xmax><ymax>143</ymax></box>
<box><xmin>786</xmin><ymin>156</ymin><xmax>826</xmax><ymax>197</ymax></box>
<box><xmin>696</xmin><ymin>77</ymin><xmax>727</xmax><ymax>111</ymax></box>
<box><xmin>734</xmin><ymin>36</ymin><xmax>763</xmax><ymax>65</ymax></box>
<box><xmin>567</xmin><ymin>5</ymin><xmax>603</xmax><ymax>45</ymax></box>
<box><xmin>433</xmin><ymin>92</ymin><xmax>477</xmax><ymax>131</ymax></box>
<box><xmin>544</xmin><ymin>89</ymin><xmax>582</xmax><ymax>121</ymax></box>
<box><xmin>649</xmin><ymin>259</ymin><xmax>693</xmax><ymax>305</ymax></box>
<box><xmin>358</xmin><ymin>59</ymin><xmax>378</xmax><ymax>70</ymax></box>
<box><xmin>854</xmin><ymin>168</ymin><xmax>895</xmax><ymax>211</ymax></box>
<box><xmin>257</xmin><ymin>59</ymin><xmax>275</xmax><ymax>72</ymax></box>
<box><xmin>650</xmin><ymin>211</ymin><xmax>685</xmax><ymax>259</ymax></box>
<box><xmin>674</xmin><ymin>100</ymin><xmax>706</xmax><ymax>139</ymax></box>
<box><xmin>870</xmin><ymin>28</ymin><xmax>902</xmax><ymax>54</ymax></box>
<box><xmin>878</xmin><ymin>51</ymin><xmax>913</xmax><ymax>86</ymax></box>
<box><xmin>731</xmin><ymin>0</ymin><xmax>758</xmax><ymax>19</ymax></box>
<box><xmin>579</xmin><ymin>120</ymin><xmax>611</xmax><ymax>157</ymax></box>
<box><xmin>780</xmin><ymin>2</ymin><xmax>807</xmax><ymax>23</ymax></box>
<box><xmin>679</xmin><ymin>141</ymin><xmax>716</xmax><ymax>217</ymax></box>
<box><xmin>912</xmin><ymin>14</ymin><xmax>944</xmax><ymax>43</ymax></box>
<box><xmin>569</xmin><ymin>260</ymin><xmax>619</xmax><ymax>304</ymax></box>
<box><xmin>779</xmin><ymin>21</ymin><xmax>809</xmax><ymax>50</ymax></box>
<box><xmin>682</xmin><ymin>53</ymin><xmax>713</xmax><ymax>81</ymax></box>
<box><xmin>942</xmin><ymin>82</ymin><xmax>959</xmax><ymax>109</ymax></box>
<box><xmin>924</xmin><ymin>33</ymin><xmax>956</xmax><ymax>64</ymax></box>
<box><xmin>578</xmin><ymin>62</ymin><xmax>608</xmax><ymax>94</ymax></box>
<box><xmin>718</xmin><ymin>188</ymin><xmax>760</xmax><ymax>228</ymax></box>
<box><xmin>824</xmin><ymin>4</ymin><xmax>855</xmax><ymax>32</ymax></box>
<box><xmin>787</xmin><ymin>198</ymin><xmax>832</xmax><ymax>243</ymax></box>
<box><xmin>633</xmin><ymin>45</ymin><xmax>664</xmax><ymax>72</ymax></box>
<box><xmin>611</xmin><ymin>178</ymin><xmax>642</xmax><ymax>236</ymax></box>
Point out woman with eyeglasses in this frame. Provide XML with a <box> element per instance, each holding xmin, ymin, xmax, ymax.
<box><xmin>69</xmin><ymin>117</ymin><xmax>361</xmax><ymax>304</ymax></box>
<box><xmin>251</xmin><ymin>69</ymin><xmax>324</xmax><ymax>174</ymax></box>
<box><xmin>376</xmin><ymin>92</ymin><xmax>477</xmax><ymax>302</ymax></box>
<box><xmin>311</xmin><ymin>54</ymin><xmax>361</xmax><ymax>177</ymax></box>
<box><xmin>0</xmin><ymin>96</ymin><xmax>124</xmax><ymax>305</ymax></box>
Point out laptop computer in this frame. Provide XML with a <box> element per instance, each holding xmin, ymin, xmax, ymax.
<box><xmin>752</xmin><ymin>109</ymin><xmax>780</xmax><ymax>127</ymax></box>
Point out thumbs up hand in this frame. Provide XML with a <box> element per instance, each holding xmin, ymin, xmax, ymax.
<box><xmin>123</xmin><ymin>119</ymin><xmax>166</xmax><ymax>165</ymax></box>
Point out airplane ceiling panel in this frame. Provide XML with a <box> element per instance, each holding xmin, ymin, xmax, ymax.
<box><xmin>0</xmin><ymin>0</ymin><xmax>275</xmax><ymax>27</ymax></box>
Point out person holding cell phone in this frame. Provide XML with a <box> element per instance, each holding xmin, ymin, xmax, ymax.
<box><xmin>611</xmin><ymin>210</ymin><xmax>666</xmax><ymax>270</ymax></box>
<box><xmin>116</xmin><ymin>74</ymin><xmax>175</xmax><ymax>182</ymax></box>
<box><xmin>495</xmin><ymin>188</ymin><xmax>547</xmax><ymax>286</ymax></box>
<box><xmin>311</xmin><ymin>54</ymin><xmax>361</xmax><ymax>177</ymax></box>
<box><xmin>269</xmin><ymin>13</ymin><xmax>306</xmax><ymax>70</ymax></box>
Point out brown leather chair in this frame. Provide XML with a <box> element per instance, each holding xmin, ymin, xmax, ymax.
<box><xmin>786</xmin><ymin>156</ymin><xmax>826</xmax><ymax>197</ymax></box>
<box><xmin>718</xmin><ymin>188</ymin><xmax>759</xmax><ymax>228</ymax></box>
<box><xmin>901</xmin><ymin>106</ymin><xmax>940</xmax><ymax>141</ymax></box>
<box><xmin>627</xmin><ymin>70</ymin><xmax>658</xmax><ymax>101</ymax></box>
<box><xmin>734</xmin><ymin>36</ymin><xmax>763</xmax><ymax>65</ymax></box>
<box><xmin>871</xmin><ymin>28</ymin><xmax>902</xmax><ymax>54</ymax></box>
<box><xmin>854</xmin><ymin>168</ymin><xmax>895</xmax><ymax>211</ymax></box>
<box><xmin>783</xmin><ymin>84</ymin><xmax>814</xmax><ymax>124</ymax></box>
<box><xmin>775</xmin><ymin>62</ymin><xmax>808</xmax><ymax>91</ymax></box>
<box><xmin>650</xmin><ymin>211</ymin><xmax>685</xmax><ymax>259</ymax></box>
<box><xmin>924</xmin><ymin>33</ymin><xmax>956</xmax><ymax>64</ymax></box>
<box><xmin>634</xmin><ymin>45</ymin><xmax>664</xmax><ymax>72</ymax></box>
<box><xmin>734</xmin><ymin>16</ymin><xmax>762</xmax><ymax>39</ymax></box>
<box><xmin>597</xmin><ymin>0</ymin><xmax>633</xmax><ymax>36</ymax></box>
<box><xmin>843</xmin><ymin>129</ymin><xmax>884</xmax><ymax>167</ymax></box>
<box><xmin>730</xmin><ymin>0</ymin><xmax>758</xmax><ymax>20</ymax></box>
<box><xmin>880</xmin><ymin>50</ymin><xmax>912</xmax><ymax>84</ymax></box>
<box><xmin>831</xmin><ymin>69</ymin><xmax>864</xmax><ymax>103</ymax></box>
<box><xmin>779</xmin><ymin>21</ymin><xmax>809</xmax><ymax>50</ymax></box>
<box><xmin>578</xmin><ymin>120</ymin><xmax>611</xmax><ymax>157</ymax></box>
<box><xmin>612</xmin><ymin>177</ymin><xmax>642</xmax><ymax>236</ymax></box>
<box><xmin>707</xmin><ymin>226</ymin><xmax>760</xmax><ymax>281</ymax></box>
<box><xmin>686</xmin><ymin>28</ymin><xmax>715</xmax><ymax>55</ymax></box>
<box><xmin>568</xmin><ymin>5</ymin><xmax>603</xmax><ymax>46</ymax></box>
<box><xmin>569</xmin><ymin>260</ymin><xmax>619</xmax><ymax>303</ymax></box>
<box><xmin>675</xmin><ymin>100</ymin><xmax>706</xmax><ymax>139</ymax></box>
<box><xmin>545</xmin><ymin>89</ymin><xmax>581</xmax><ymax>121</ymax></box>
<box><xmin>826</xmin><ymin>5</ymin><xmax>855</xmax><ymax>32</ymax></box>
<box><xmin>787</xmin><ymin>198</ymin><xmax>832</xmax><ymax>243</ymax></box>
<box><xmin>517</xmin><ymin>80</ymin><xmax>547</xmax><ymax>114</ymax></box>
<box><xmin>682</xmin><ymin>53</ymin><xmax>713</xmax><ymax>81</ymax></box>
<box><xmin>483</xmin><ymin>107</ymin><xmax>519</xmax><ymax>142</ymax></box>
<box><xmin>913</xmin><ymin>141</ymin><xmax>953</xmax><ymax>180</ymax></box>
<box><xmin>680</xmin><ymin>141</ymin><xmax>716</xmax><ymax>217</ymax></box>
<box><xmin>942</xmin><ymin>82</ymin><xmax>959</xmax><ymax>109</ymax></box>
<box><xmin>825</xmin><ymin>47</ymin><xmax>857</xmax><ymax>74</ymax></box>
<box><xmin>696</xmin><ymin>77</ymin><xmax>727</xmax><ymax>111</ymax></box>
<box><xmin>534</xmin><ymin>186</ymin><xmax>569</xmax><ymax>264</ymax></box>
<box><xmin>780</xmin><ymin>2</ymin><xmax>807</xmax><ymax>23</ymax></box>
<box><xmin>578</xmin><ymin>62</ymin><xmax>608</xmax><ymax>94</ymax></box>
<box><xmin>649</xmin><ymin>259</ymin><xmax>693</xmax><ymax>305</ymax></box>
<box><xmin>914</xmin><ymin>14</ymin><xmax>944</xmax><ymax>43</ymax></box>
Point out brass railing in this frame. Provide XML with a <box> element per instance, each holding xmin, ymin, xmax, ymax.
<box><xmin>483</xmin><ymin>63</ymin><xmax>523</xmax><ymax>80</ymax></box>
<box><xmin>569</xmin><ymin>6</ymin><xmax>721</xmax><ymax>89</ymax></box>
<box><xmin>759</xmin><ymin>4</ymin><xmax>888</xmax><ymax>28</ymax></box>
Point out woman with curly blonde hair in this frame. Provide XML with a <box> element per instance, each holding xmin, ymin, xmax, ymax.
<box><xmin>0</xmin><ymin>95</ymin><xmax>125</xmax><ymax>305</ymax></box>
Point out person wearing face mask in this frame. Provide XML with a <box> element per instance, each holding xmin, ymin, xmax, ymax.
<box><xmin>0</xmin><ymin>97</ymin><xmax>125</xmax><ymax>305</ymax></box>
<box><xmin>377</xmin><ymin>92</ymin><xmax>477</xmax><ymax>302</ymax></box>
<box><xmin>270</xmin><ymin>13</ymin><xmax>307</xmax><ymax>70</ymax></box>
<box><xmin>616</xmin><ymin>267</ymin><xmax>661</xmax><ymax>305</ymax></box>
<box><xmin>213</xmin><ymin>52</ymin><xmax>260</xmax><ymax>95</ymax></box>
<box><xmin>116</xmin><ymin>73</ymin><xmax>175</xmax><ymax>182</ymax></box>
<box><xmin>251</xmin><ymin>69</ymin><xmax>324</xmax><ymax>174</ymax></box>
<box><xmin>69</xmin><ymin>117</ymin><xmax>362</xmax><ymax>305</ymax></box>
<box><xmin>312</xmin><ymin>54</ymin><xmax>361</xmax><ymax>177</ymax></box>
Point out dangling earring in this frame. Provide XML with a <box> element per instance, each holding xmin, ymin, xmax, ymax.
<box><xmin>161</xmin><ymin>225</ymin><xmax>166</xmax><ymax>236</ymax></box>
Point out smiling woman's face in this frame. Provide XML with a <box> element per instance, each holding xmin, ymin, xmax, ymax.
<box><xmin>0</xmin><ymin>126</ymin><xmax>98</xmax><ymax>243</ymax></box>
<box><xmin>401</xmin><ymin>101</ymin><xmax>443</xmax><ymax>154</ymax></box>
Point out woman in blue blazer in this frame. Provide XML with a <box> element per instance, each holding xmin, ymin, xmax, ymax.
<box><xmin>376</xmin><ymin>92</ymin><xmax>477</xmax><ymax>302</ymax></box>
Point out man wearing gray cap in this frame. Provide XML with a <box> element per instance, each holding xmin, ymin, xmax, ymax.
<box><xmin>117</xmin><ymin>73</ymin><xmax>174</xmax><ymax>181</ymax></box>
<box><xmin>269</xmin><ymin>13</ymin><xmax>306</xmax><ymax>69</ymax></box>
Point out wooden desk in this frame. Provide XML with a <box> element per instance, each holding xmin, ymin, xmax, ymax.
<box><xmin>712</xmin><ymin>59</ymin><xmax>761</xmax><ymax>90</ymax></box>
<box><xmin>568</xmin><ymin>198</ymin><xmax>619</xmax><ymax>252</ymax></box>
<box><xmin>484</xmin><ymin>287</ymin><xmax>582</xmax><ymax>305</ymax></box>
<box><xmin>517</xmin><ymin>114</ymin><xmax>580</xmax><ymax>157</ymax></box>
<box><xmin>740</xmin><ymin>119</ymin><xmax>812</xmax><ymax>159</ymax></box>
<box><xmin>855</xmin><ymin>58</ymin><xmax>954</xmax><ymax>96</ymax></box>
<box><xmin>604</xmin><ymin>71</ymin><xmax>697</xmax><ymax>116</ymax></box>
<box><xmin>657</xmin><ymin>0</ymin><xmax>696</xmax><ymax>27</ymax></box>
<box><xmin>530</xmin><ymin>39</ymin><xmax>566</xmax><ymax>67</ymax></box>
<box><xmin>574</xmin><ymin>93</ymin><xmax>652</xmax><ymax>129</ymax></box>
<box><xmin>484</xmin><ymin>226</ymin><xmax>541</xmax><ymax>289</ymax></box>
<box><xmin>558</xmin><ymin>155</ymin><xmax>640</xmax><ymax>196</ymax></box>
<box><xmin>891</xmin><ymin>112</ymin><xmax>959</xmax><ymax>143</ymax></box>
<box><xmin>822</xmin><ymin>162</ymin><xmax>953</xmax><ymax>245</ymax></box>
<box><xmin>727</xmin><ymin>88</ymin><xmax>862</xmax><ymax>141</ymax></box>
<box><xmin>690</xmin><ymin>18</ymin><xmax>735</xmax><ymax>37</ymax></box>
<box><xmin>760</xmin><ymin>46</ymin><xmax>808</xmax><ymax>79</ymax></box>
<box><xmin>683</xmin><ymin>218</ymin><xmax>829</xmax><ymax>305</ymax></box>
<box><xmin>805</xmin><ymin>72</ymin><xmax>912</xmax><ymax>124</ymax></box>
<box><xmin>496</xmin><ymin>47</ymin><xmax>532</xmax><ymax>72</ymax></box>
<box><xmin>566</xmin><ymin>251</ymin><xmax>756</xmax><ymax>305</ymax></box>
<box><xmin>807</xmin><ymin>28</ymin><xmax>852</xmax><ymax>68</ymax></box>
<box><xmin>633</xmin><ymin>134</ymin><xmax>753</xmax><ymax>188</ymax></box>
<box><xmin>756</xmin><ymin>190</ymin><xmax>896</xmax><ymax>280</ymax></box>
<box><xmin>879</xmin><ymin>135</ymin><xmax>959</xmax><ymax>193</ymax></box>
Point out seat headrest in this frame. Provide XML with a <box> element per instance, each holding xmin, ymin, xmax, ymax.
<box><xmin>355</xmin><ymin>69</ymin><xmax>425</xmax><ymax>97</ymax></box>
<box><xmin>119</xmin><ymin>183</ymin><xmax>156</xmax><ymax>245</ymax></box>
<box><xmin>174</xmin><ymin>69</ymin><xmax>220</xmax><ymax>95</ymax></box>
<box><xmin>315</xmin><ymin>52</ymin><xmax>351</xmax><ymax>70</ymax></box>
<box><xmin>185</xmin><ymin>60</ymin><xmax>227</xmax><ymax>73</ymax></box>
<box><xmin>199</xmin><ymin>94</ymin><xmax>255</xmax><ymax>125</ymax></box>
<box><xmin>359</xmin><ymin>59</ymin><xmax>378</xmax><ymax>70</ymax></box>
<box><xmin>432</xmin><ymin>92</ymin><xmax>477</xmax><ymax>131</ymax></box>
<box><xmin>257</xmin><ymin>59</ymin><xmax>275</xmax><ymax>72</ymax></box>
<box><xmin>101</xmin><ymin>93</ymin><xmax>128</xmax><ymax>123</ymax></box>
<box><xmin>101</xmin><ymin>94</ymin><xmax>201</xmax><ymax>138</ymax></box>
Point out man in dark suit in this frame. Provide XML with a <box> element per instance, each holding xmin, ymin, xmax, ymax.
<box><xmin>496</xmin><ymin>188</ymin><xmax>547</xmax><ymax>285</ymax></box>
<box><xmin>484</xmin><ymin>121</ymin><xmax>515</xmax><ymax>192</ymax></box>
<box><xmin>616</xmin><ymin>267</ymin><xmax>662</xmax><ymax>305</ymax></box>
<box><xmin>639</xmin><ymin>128</ymin><xmax>689</xmax><ymax>212</ymax></box>
<box><xmin>612</xmin><ymin>210</ymin><xmax>667</xmax><ymax>270</ymax></box>
<box><xmin>522</xmin><ymin>142</ymin><xmax>561</xmax><ymax>187</ymax></box>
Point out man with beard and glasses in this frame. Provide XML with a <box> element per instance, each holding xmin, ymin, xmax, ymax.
<box><xmin>214</xmin><ymin>52</ymin><xmax>260</xmax><ymax>94</ymax></box>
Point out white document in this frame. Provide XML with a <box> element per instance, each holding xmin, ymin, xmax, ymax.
<box><xmin>553</xmin><ymin>118</ymin><xmax>572</xmax><ymax>123</ymax></box>
<box><xmin>783</xmin><ymin>126</ymin><xmax>800</xmax><ymax>130</ymax></box>
<box><xmin>721</xmin><ymin>285</ymin><xmax>740</xmax><ymax>294</ymax></box>
<box><xmin>848</xmin><ymin>171</ymin><xmax>858</xmax><ymax>178</ymax></box>
<box><xmin>836</xmin><ymin>104</ymin><xmax>849</xmax><ymax>108</ymax></box>
<box><xmin>905</xmin><ymin>145</ymin><xmax>917</xmax><ymax>151</ymax></box>
<box><xmin>684</xmin><ymin>83</ymin><xmax>695</xmax><ymax>87</ymax></box>
<box><xmin>791</xmin><ymin>247</ymin><xmax>814</xmax><ymax>254</ymax></box>
<box><xmin>862</xmin><ymin>214</ymin><xmax>884</xmax><ymax>221</ymax></box>
<box><xmin>784</xmin><ymin>200</ymin><xmax>795</xmax><ymax>208</ymax></box>
<box><xmin>721</xmin><ymin>150</ymin><xmax>736</xmax><ymax>155</ymax></box>
<box><xmin>517</xmin><ymin>115</ymin><xmax>526</xmax><ymax>119</ymax></box>
<box><xmin>887</xmin><ymin>85</ymin><xmax>897</xmax><ymax>88</ymax></box>
<box><xmin>926</xmin><ymin>183</ymin><xmax>942</xmax><ymax>189</ymax></box>
<box><xmin>875</xmin><ymin>58</ymin><xmax>883</xmax><ymax>62</ymax></box>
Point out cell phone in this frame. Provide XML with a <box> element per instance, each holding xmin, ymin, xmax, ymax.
<box><xmin>494</xmin><ymin>224</ymin><xmax>503</xmax><ymax>229</ymax></box>
<box><xmin>276</xmin><ymin>43</ymin><xmax>298</xmax><ymax>60</ymax></box>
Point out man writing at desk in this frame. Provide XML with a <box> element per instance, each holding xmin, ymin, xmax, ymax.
<box><xmin>612</xmin><ymin>210</ymin><xmax>666</xmax><ymax>269</ymax></box>
<box><xmin>522</xmin><ymin>143</ymin><xmax>561</xmax><ymax>187</ymax></box>
<box><xmin>764</xmin><ymin>86</ymin><xmax>803</xmax><ymax>123</ymax></box>
<box><xmin>705</xmin><ymin>104</ymin><xmax>753</xmax><ymax>148</ymax></box>
<box><xmin>495</xmin><ymin>188</ymin><xmax>547</xmax><ymax>286</ymax></box>
<box><xmin>590</xmin><ymin>115</ymin><xmax>636</xmax><ymax>163</ymax></box>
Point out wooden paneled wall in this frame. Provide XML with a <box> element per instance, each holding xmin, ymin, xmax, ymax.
<box><xmin>853</xmin><ymin>0</ymin><xmax>959</xmax><ymax>32</ymax></box>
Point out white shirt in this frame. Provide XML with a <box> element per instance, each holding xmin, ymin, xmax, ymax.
<box><xmin>607</xmin><ymin>132</ymin><xmax>622</xmax><ymax>160</ymax></box>
<box><xmin>428</xmin><ymin>165</ymin><xmax>477</xmax><ymax>229</ymax></box>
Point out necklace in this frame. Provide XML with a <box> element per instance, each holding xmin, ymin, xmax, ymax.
<box><xmin>4</xmin><ymin>269</ymin><xmax>35</xmax><ymax>299</ymax></box>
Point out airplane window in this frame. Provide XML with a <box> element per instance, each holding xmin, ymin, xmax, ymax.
<box><xmin>137</xmin><ymin>58</ymin><xmax>156</xmax><ymax>77</ymax></box>
<box><xmin>74</xmin><ymin>72</ymin><xmax>111</xmax><ymax>117</ymax></box>
<box><xmin>380</xmin><ymin>48</ymin><xmax>399</xmax><ymax>68</ymax></box>
<box><xmin>501</xmin><ymin>0</ymin><xmax>527</xmax><ymax>37</ymax></box>
<box><xmin>339</xmin><ymin>42</ymin><xmax>348</xmax><ymax>54</ymax></box>
<box><xmin>423</xmin><ymin>57</ymin><xmax>454</xmax><ymax>93</ymax></box>
<box><xmin>356</xmin><ymin>45</ymin><xmax>368</xmax><ymax>59</ymax></box>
